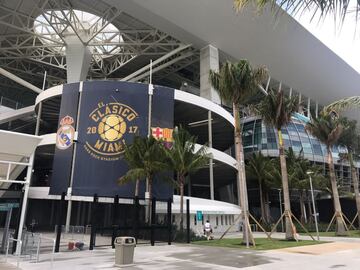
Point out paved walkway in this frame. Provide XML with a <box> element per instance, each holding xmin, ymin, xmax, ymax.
<box><xmin>2</xmin><ymin>233</ymin><xmax>360</xmax><ymax>269</ymax></box>
<box><xmin>0</xmin><ymin>262</ymin><xmax>17</xmax><ymax>269</ymax></box>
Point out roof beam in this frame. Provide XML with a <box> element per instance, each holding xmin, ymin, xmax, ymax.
<box><xmin>121</xmin><ymin>44</ymin><xmax>191</xmax><ymax>81</ymax></box>
<box><xmin>0</xmin><ymin>68</ymin><xmax>42</xmax><ymax>94</ymax></box>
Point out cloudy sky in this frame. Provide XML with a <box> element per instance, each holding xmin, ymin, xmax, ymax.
<box><xmin>293</xmin><ymin>1</ymin><xmax>360</xmax><ymax>74</ymax></box>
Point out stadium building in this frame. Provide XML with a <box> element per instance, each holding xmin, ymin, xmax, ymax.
<box><xmin>0</xmin><ymin>0</ymin><xmax>360</xmax><ymax>238</ymax></box>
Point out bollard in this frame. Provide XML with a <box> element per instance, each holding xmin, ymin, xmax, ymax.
<box><xmin>167</xmin><ymin>198</ymin><xmax>172</xmax><ymax>245</ymax></box>
<box><xmin>186</xmin><ymin>199</ymin><xmax>190</xmax><ymax>244</ymax></box>
<box><xmin>55</xmin><ymin>192</ymin><xmax>66</xmax><ymax>252</ymax></box>
<box><xmin>150</xmin><ymin>197</ymin><xmax>156</xmax><ymax>246</ymax></box>
<box><xmin>89</xmin><ymin>194</ymin><xmax>98</xmax><ymax>250</ymax></box>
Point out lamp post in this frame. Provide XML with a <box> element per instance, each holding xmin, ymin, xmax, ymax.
<box><xmin>307</xmin><ymin>170</ymin><xmax>319</xmax><ymax>241</ymax></box>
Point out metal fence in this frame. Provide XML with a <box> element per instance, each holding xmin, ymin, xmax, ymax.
<box><xmin>53</xmin><ymin>193</ymin><xmax>173</xmax><ymax>251</ymax></box>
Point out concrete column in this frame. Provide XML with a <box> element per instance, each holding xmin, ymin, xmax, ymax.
<box><xmin>65</xmin><ymin>35</ymin><xmax>92</xmax><ymax>83</ymax></box>
<box><xmin>307</xmin><ymin>98</ymin><xmax>311</xmax><ymax>118</ymax></box>
<box><xmin>200</xmin><ymin>45</ymin><xmax>221</xmax><ymax>104</ymax></box>
<box><xmin>315</xmin><ymin>102</ymin><xmax>319</xmax><ymax>118</ymax></box>
<box><xmin>208</xmin><ymin>111</ymin><xmax>214</xmax><ymax>200</ymax></box>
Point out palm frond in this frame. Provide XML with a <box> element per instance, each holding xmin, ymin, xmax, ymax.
<box><xmin>306</xmin><ymin>111</ymin><xmax>345</xmax><ymax>147</ymax></box>
<box><xmin>234</xmin><ymin>0</ymin><xmax>359</xmax><ymax>24</ymax></box>
<box><xmin>119</xmin><ymin>135</ymin><xmax>169</xmax><ymax>191</ymax></box>
<box><xmin>165</xmin><ymin>126</ymin><xmax>209</xmax><ymax>179</ymax></box>
<box><xmin>324</xmin><ymin>96</ymin><xmax>360</xmax><ymax>114</ymax></box>
<box><xmin>256</xmin><ymin>88</ymin><xmax>299</xmax><ymax>130</ymax></box>
<box><xmin>209</xmin><ymin>60</ymin><xmax>268</xmax><ymax>106</ymax></box>
<box><xmin>118</xmin><ymin>168</ymin><xmax>146</xmax><ymax>185</ymax></box>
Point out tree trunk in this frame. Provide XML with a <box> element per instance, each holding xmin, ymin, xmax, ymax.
<box><xmin>350</xmin><ymin>156</ymin><xmax>360</xmax><ymax>228</ymax></box>
<box><xmin>299</xmin><ymin>191</ymin><xmax>306</xmax><ymax>224</ymax></box>
<box><xmin>327</xmin><ymin>147</ymin><xmax>346</xmax><ymax>235</ymax></box>
<box><xmin>259</xmin><ymin>181</ymin><xmax>266</xmax><ymax>224</ymax></box>
<box><xmin>233</xmin><ymin>104</ymin><xmax>251</xmax><ymax>244</ymax></box>
<box><xmin>179</xmin><ymin>176</ymin><xmax>184</xmax><ymax>231</ymax></box>
<box><xmin>277</xmin><ymin>129</ymin><xmax>295</xmax><ymax>240</ymax></box>
<box><xmin>265</xmin><ymin>191</ymin><xmax>271</xmax><ymax>224</ymax></box>
<box><xmin>134</xmin><ymin>179</ymin><xmax>139</xmax><ymax>197</ymax></box>
<box><xmin>307</xmin><ymin>192</ymin><xmax>313</xmax><ymax>224</ymax></box>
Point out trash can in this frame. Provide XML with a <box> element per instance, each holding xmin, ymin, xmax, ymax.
<box><xmin>114</xmin><ymin>236</ymin><xmax>136</xmax><ymax>266</ymax></box>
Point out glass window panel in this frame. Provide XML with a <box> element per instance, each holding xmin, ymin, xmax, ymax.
<box><xmin>295</xmin><ymin>124</ymin><xmax>306</xmax><ymax>132</ymax></box>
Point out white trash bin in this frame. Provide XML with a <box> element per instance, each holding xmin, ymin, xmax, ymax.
<box><xmin>114</xmin><ymin>236</ymin><xmax>136</xmax><ymax>266</ymax></box>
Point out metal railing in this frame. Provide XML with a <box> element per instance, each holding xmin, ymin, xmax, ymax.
<box><xmin>5</xmin><ymin>237</ymin><xmax>22</xmax><ymax>269</ymax></box>
<box><xmin>0</xmin><ymin>96</ymin><xmax>23</xmax><ymax>110</ymax></box>
<box><xmin>35</xmin><ymin>235</ymin><xmax>55</xmax><ymax>267</ymax></box>
<box><xmin>18</xmin><ymin>232</ymin><xmax>56</xmax><ymax>268</ymax></box>
<box><xmin>54</xmin><ymin>225</ymin><xmax>85</xmax><ymax>241</ymax></box>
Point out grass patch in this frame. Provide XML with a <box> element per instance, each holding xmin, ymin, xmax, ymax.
<box><xmin>193</xmin><ymin>238</ymin><xmax>327</xmax><ymax>250</ymax></box>
<box><xmin>303</xmin><ymin>230</ymin><xmax>360</xmax><ymax>238</ymax></box>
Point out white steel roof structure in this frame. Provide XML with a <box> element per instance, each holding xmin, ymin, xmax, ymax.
<box><xmin>0</xmin><ymin>0</ymin><xmax>358</xmax><ymax>117</ymax></box>
<box><xmin>108</xmin><ymin>0</ymin><xmax>360</xmax><ymax>118</ymax></box>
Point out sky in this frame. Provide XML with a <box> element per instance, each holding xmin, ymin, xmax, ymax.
<box><xmin>292</xmin><ymin>1</ymin><xmax>360</xmax><ymax>74</ymax></box>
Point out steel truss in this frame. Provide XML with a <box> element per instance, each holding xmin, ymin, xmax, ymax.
<box><xmin>0</xmin><ymin>0</ymin><xmax>185</xmax><ymax>82</ymax></box>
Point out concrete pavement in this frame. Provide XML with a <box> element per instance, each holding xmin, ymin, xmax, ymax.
<box><xmin>2</xmin><ymin>233</ymin><xmax>360</xmax><ymax>269</ymax></box>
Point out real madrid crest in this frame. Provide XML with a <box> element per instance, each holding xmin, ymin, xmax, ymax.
<box><xmin>56</xmin><ymin>115</ymin><xmax>75</xmax><ymax>150</ymax></box>
<box><xmin>84</xmin><ymin>102</ymin><xmax>139</xmax><ymax>161</ymax></box>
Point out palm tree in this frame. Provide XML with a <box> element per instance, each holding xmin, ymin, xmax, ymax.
<box><xmin>306</xmin><ymin>112</ymin><xmax>347</xmax><ymax>235</ymax></box>
<box><xmin>256</xmin><ymin>89</ymin><xmax>299</xmax><ymax>240</ymax></box>
<box><xmin>286</xmin><ymin>148</ymin><xmax>325</xmax><ymax>224</ymax></box>
<box><xmin>119</xmin><ymin>135</ymin><xmax>168</xmax><ymax>201</ymax></box>
<box><xmin>209</xmin><ymin>60</ymin><xmax>267</xmax><ymax>245</ymax></box>
<box><xmin>246</xmin><ymin>152</ymin><xmax>273</xmax><ymax>224</ymax></box>
<box><xmin>233</xmin><ymin>0</ymin><xmax>360</xmax><ymax>23</ymax></box>
<box><xmin>164</xmin><ymin>127</ymin><xmax>209</xmax><ymax>230</ymax></box>
<box><xmin>338</xmin><ymin>118</ymin><xmax>360</xmax><ymax>228</ymax></box>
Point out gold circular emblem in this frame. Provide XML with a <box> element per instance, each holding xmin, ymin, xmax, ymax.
<box><xmin>98</xmin><ymin>114</ymin><xmax>127</xmax><ymax>142</ymax></box>
<box><xmin>84</xmin><ymin>102</ymin><xmax>139</xmax><ymax>161</ymax></box>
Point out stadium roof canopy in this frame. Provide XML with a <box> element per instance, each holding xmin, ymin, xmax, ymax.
<box><xmin>0</xmin><ymin>0</ymin><xmax>359</xmax><ymax>118</ymax></box>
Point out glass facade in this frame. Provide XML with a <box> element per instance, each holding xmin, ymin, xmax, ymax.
<box><xmin>242</xmin><ymin>117</ymin><xmax>348</xmax><ymax>160</ymax></box>
<box><xmin>242</xmin><ymin>117</ymin><xmax>355</xmax><ymax>191</ymax></box>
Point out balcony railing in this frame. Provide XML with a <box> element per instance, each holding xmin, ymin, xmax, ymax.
<box><xmin>0</xmin><ymin>96</ymin><xmax>24</xmax><ymax>110</ymax></box>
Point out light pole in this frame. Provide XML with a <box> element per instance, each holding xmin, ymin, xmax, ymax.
<box><xmin>278</xmin><ymin>189</ymin><xmax>284</xmax><ymax>233</ymax></box>
<box><xmin>307</xmin><ymin>170</ymin><xmax>319</xmax><ymax>241</ymax></box>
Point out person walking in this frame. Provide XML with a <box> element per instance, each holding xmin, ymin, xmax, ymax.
<box><xmin>204</xmin><ymin>220</ymin><xmax>213</xmax><ymax>240</ymax></box>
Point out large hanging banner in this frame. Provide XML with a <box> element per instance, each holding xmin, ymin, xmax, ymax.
<box><xmin>49</xmin><ymin>83</ymin><xmax>80</xmax><ymax>195</ymax></box>
<box><xmin>50</xmin><ymin>81</ymin><xmax>175</xmax><ymax>199</ymax></box>
<box><xmin>71</xmin><ymin>81</ymin><xmax>148</xmax><ymax>197</ymax></box>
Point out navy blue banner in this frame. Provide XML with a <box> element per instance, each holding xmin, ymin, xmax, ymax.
<box><xmin>72</xmin><ymin>81</ymin><xmax>149</xmax><ymax>197</ymax></box>
<box><xmin>151</xmin><ymin>85</ymin><xmax>175</xmax><ymax>199</ymax></box>
<box><xmin>50</xmin><ymin>81</ymin><xmax>174</xmax><ymax>199</ymax></box>
<box><xmin>49</xmin><ymin>83</ymin><xmax>80</xmax><ymax>195</ymax></box>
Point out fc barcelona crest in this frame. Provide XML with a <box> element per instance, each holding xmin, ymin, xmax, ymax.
<box><xmin>152</xmin><ymin>127</ymin><xmax>173</xmax><ymax>142</ymax></box>
<box><xmin>56</xmin><ymin>115</ymin><xmax>75</xmax><ymax>150</ymax></box>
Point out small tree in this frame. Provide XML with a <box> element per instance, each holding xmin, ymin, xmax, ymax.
<box><xmin>209</xmin><ymin>60</ymin><xmax>267</xmax><ymax>245</ymax></box>
<box><xmin>256</xmin><ymin>89</ymin><xmax>299</xmax><ymax>240</ymax></box>
<box><xmin>165</xmin><ymin>127</ymin><xmax>209</xmax><ymax>230</ymax></box>
<box><xmin>246</xmin><ymin>152</ymin><xmax>273</xmax><ymax>224</ymax></box>
<box><xmin>286</xmin><ymin>148</ymin><xmax>325</xmax><ymax>224</ymax></box>
<box><xmin>338</xmin><ymin>118</ymin><xmax>360</xmax><ymax>228</ymax></box>
<box><xmin>306</xmin><ymin>112</ymin><xmax>347</xmax><ymax>235</ymax></box>
<box><xmin>119</xmin><ymin>135</ymin><xmax>168</xmax><ymax>200</ymax></box>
